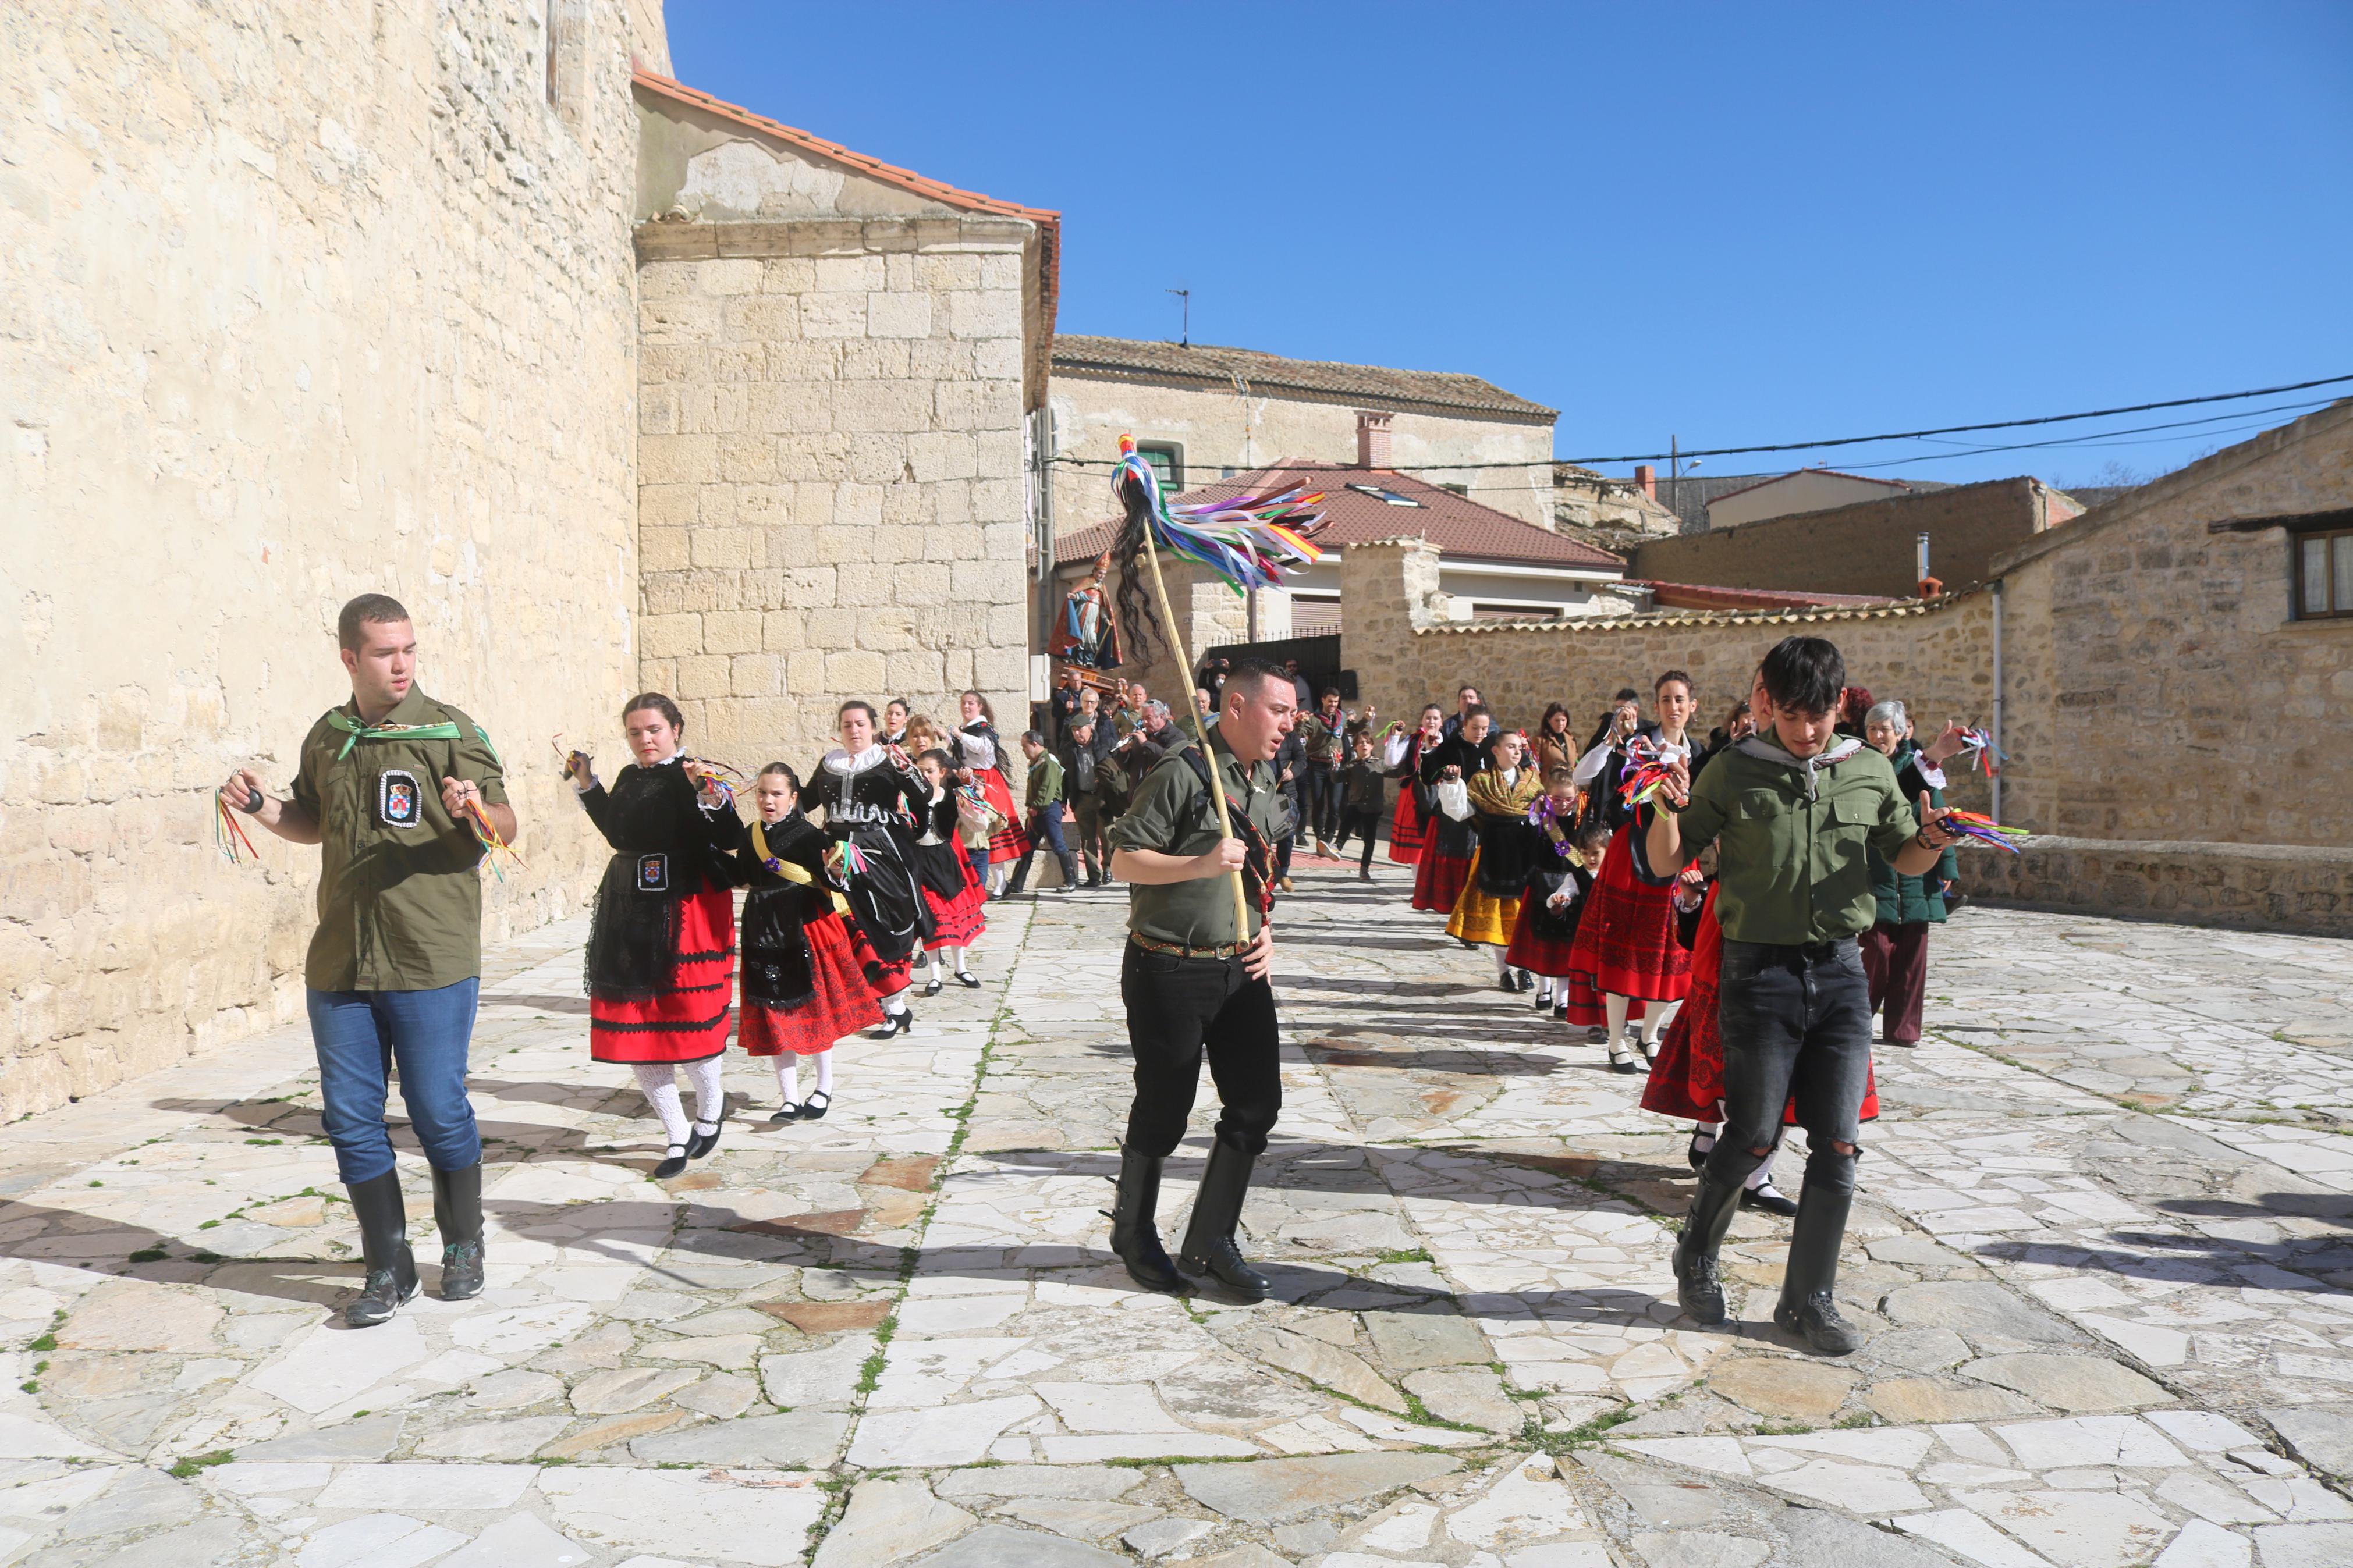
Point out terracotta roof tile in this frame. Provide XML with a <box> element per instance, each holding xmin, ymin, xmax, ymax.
<box><xmin>1050</xmin><ymin>335</ymin><xmax>1555</xmax><ymax>421</ymax></box>
<box><xmin>1054</xmin><ymin>465</ymin><xmax>1624</xmax><ymax>571</ymax></box>
<box><xmin>1632</xmin><ymin>579</ymin><xmax>1898</xmax><ymax>611</ymax></box>
<box><xmin>631</xmin><ymin>70</ymin><xmax>1060</xmax><ymax>335</ymax></box>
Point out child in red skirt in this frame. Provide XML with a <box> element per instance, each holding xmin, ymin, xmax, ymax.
<box><xmin>1642</xmin><ymin>880</ymin><xmax>1878</xmax><ymax>1216</ymax></box>
<box><xmin>1505</xmin><ymin>780</ymin><xmax>1609</xmax><ymax>1015</ymax></box>
<box><xmin>730</xmin><ymin>764</ymin><xmax>885</xmax><ymax>1123</ymax></box>
<box><xmin>1385</xmin><ymin>705</ymin><xmax>1445</xmax><ymax>866</ymax></box>
<box><xmin>910</xmin><ymin>749</ymin><xmax>988</xmax><ymax>994</ymax></box>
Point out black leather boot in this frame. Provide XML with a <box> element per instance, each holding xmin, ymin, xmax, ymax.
<box><xmin>345</xmin><ymin>1171</ymin><xmax>420</xmax><ymax>1328</ymax></box>
<box><xmin>431</xmin><ymin>1162</ymin><xmax>485</xmax><ymax>1301</ymax></box>
<box><xmin>1673</xmin><ymin>1170</ymin><xmax>1746</xmax><ymax>1325</ymax></box>
<box><xmin>1177</xmin><ymin>1137</ymin><xmax>1270</xmax><ymax>1300</ymax></box>
<box><xmin>1108</xmin><ymin>1146</ymin><xmax>1183</xmax><ymax>1292</ymax></box>
<box><xmin>1774</xmin><ymin>1147</ymin><xmax>1862</xmax><ymax>1354</ymax></box>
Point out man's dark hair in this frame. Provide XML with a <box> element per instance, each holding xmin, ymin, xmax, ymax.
<box><xmin>1613</xmin><ymin>687</ymin><xmax>1639</xmax><ymax>703</ymax></box>
<box><xmin>624</xmin><ymin>692</ymin><xmax>686</xmax><ymax>731</ymax></box>
<box><xmin>338</xmin><ymin>593</ymin><xmax>411</xmax><ymax>651</ymax></box>
<box><xmin>1758</xmin><ymin>636</ymin><xmax>1845</xmax><ymax>717</ymax></box>
<box><xmin>1225</xmin><ymin>659</ymin><xmax>1294</xmax><ymax>703</ymax></box>
<box><xmin>1021</xmin><ymin>729</ymin><xmax>1045</xmax><ymax>747</ymax></box>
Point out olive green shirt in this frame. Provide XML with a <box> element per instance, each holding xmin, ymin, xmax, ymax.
<box><xmin>289</xmin><ymin>688</ymin><xmax>509</xmax><ymax>992</ymax></box>
<box><xmin>1024</xmin><ymin>752</ymin><xmax>1065</xmax><ymax>810</ymax></box>
<box><xmin>1671</xmin><ymin>741</ymin><xmax>1919</xmax><ymax>947</ymax></box>
<box><xmin>1106</xmin><ymin>728</ymin><xmax>1288</xmax><ymax>948</ymax></box>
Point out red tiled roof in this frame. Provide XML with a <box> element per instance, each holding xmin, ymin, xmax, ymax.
<box><xmin>1054</xmin><ymin>465</ymin><xmax>1624</xmax><ymax>571</ymax></box>
<box><xmin>1704</xmin><ymin>468</ymin><xmax>1913</xmax><ymax>506</ymax></box>
<box><xmin>631</xmin><ymin>70</ymin><xmax>1060</xmax><ymax>340</ymax></box>
<box><xmin>1632</xmin><ymin>579</ymin><xmax>1898</xmax><ymax>612</ymax></box>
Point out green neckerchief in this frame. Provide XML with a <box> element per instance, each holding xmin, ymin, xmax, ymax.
<box><xmin>325</xmin><ymin>707</ymin><xmax>498</xmax><ymax>764</ymax></box>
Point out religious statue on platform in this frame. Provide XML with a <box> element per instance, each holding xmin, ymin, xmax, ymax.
<box><xmin>1048</xmin><ymin>551</ymin><xmax>1123</xmax><ymax>670</ymax></box>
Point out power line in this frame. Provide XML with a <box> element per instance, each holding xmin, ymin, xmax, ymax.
<box><xmin>1043</xmin><ymin>372</ymin><xmax>2353</xmax><ymax>472</ymax></box>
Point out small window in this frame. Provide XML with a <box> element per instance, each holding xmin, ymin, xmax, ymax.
<box><xmin>2296</xmin><ymin>527</ymin><xmax>2353</xmax><ymax>620</ymax></box>
<box><xmin>1135</xmin><ymin>441</ymin><xmax>1183</xmax><ymax>495</ymax></box>
<box><xmin>1347</xmin><ymin>483</ymin><xmax>1423</xmax><ymax>508</ymax></box>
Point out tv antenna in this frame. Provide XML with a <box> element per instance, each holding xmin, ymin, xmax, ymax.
<box><xmin>1166</xmin><ymin>287</ymin><xmax>1190</xmax><ymax>347</ymax></box>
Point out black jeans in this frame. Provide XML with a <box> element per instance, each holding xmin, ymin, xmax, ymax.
<box><xmin>1121</xmin><ymin>941</ymin><xmax>1282</xmax><ymax>1158</ymax></box>
<box><xmin>1302</xmin><ymin>764</ymin><xmax>1344</xmax><ymax>841</ymax></box>
<box><xmin>1332</xmin><ymin>807</ymin><xmax>1383</xmax><ymax>870</ymax></box>
<box><xmin>1702</xmin><ymin>937</ymin><xmax>1872</xmax><ymax>1187</ymax></box>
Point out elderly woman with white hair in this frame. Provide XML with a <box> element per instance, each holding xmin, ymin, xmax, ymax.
<box><xmin>1859</xmin><ymin>699</ymin><xmax>1969</xmax><ymax>1046</ymax></box>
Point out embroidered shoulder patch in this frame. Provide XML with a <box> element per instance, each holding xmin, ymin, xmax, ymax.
<box><xmin>636</xmin><ymin>853</ymin><xmax>670</xmax><ymax>893</ymax></box>
<box><xmin>378</xmin><ymin>769</ymin><xmax>424</xmax><ymax>829</ymax></box>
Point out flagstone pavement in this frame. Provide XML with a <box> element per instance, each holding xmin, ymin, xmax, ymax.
<box><xmin>3</xmin><ymin>860</ymin><xmax>2352</xmax><ymax>1567</ymax></box>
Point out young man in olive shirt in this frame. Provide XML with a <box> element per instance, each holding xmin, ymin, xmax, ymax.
<box><xmin>1647</xmin><ymin>635</ymin><xmax>1965</xmax><ymax>1354</ymax></box>
<box><xmin>221</xmin><ymin>595</ymin><xmax>513</xmax><ymax>1328</ymax></box>
<box><xmin>1103</xmin><ymin>660</ymin><xmax>1297</xmax><ymax>1299</ymax></box>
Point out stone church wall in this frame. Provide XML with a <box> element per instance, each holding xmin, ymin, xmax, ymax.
<box><xmin>0</xmin><ymin>2</ymin><xmax>665</xmax><ymax>1118</ymax></box>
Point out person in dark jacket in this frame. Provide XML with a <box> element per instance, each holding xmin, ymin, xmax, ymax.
<box><xmin>1329</xmin><ymin>728</ymin><xmax>1390</xmax><ymax>880</ymax></box>
<box><xmin>1859</xmin><ymin>701</ymin><xmax>1968</xmax><ymax>1046</ymax></box>
<box><xmin>1059</xmin><ymin>716</ymin><xmax>1114</xmax><ymax>887</ymax></box>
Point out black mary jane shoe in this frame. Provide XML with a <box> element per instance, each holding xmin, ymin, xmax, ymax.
<box><xmin>1687</xmin><ymin>1132</ymin><xmax>1715</xmax><ymax>1170</ymax></box>
<box><xmin>686</xmin><ymin>1116</ymin><xmax>724</xmax><ymax>1160</ymax></box>
<box><xmin>798</xmin><ymin>1089</ymin><xmax>832</xmax><ymax>1121</ymax></box>
<box><xmin>954</xmin><ymin>971</ymin><xmax>982</xmax><ymax>989</ymax></box>
<box><xmin>769</xmin><ymin>1102</ymin><xmax>801</xmax><ymax>1123</ymax></box>
<box><xmin>1533</xmin><ymin>990</ymin><xmax>1553</xmax><ymax>1012</ymax></box>
<box><xmin>654</xmin><ymin>1144</ymin><xmax>690</xmax><ymax>1180</ymax></box>
<box><xmin>1607</xmin><ymin>1044</ymin><xmax>1642</xmax><ymax>1075</ymax></box>
<box><xmin>921</xmin><ymin>978</ymin><xmax>944</xmax><ymax>998</ymax></box>
<box><xmin>1741</xmin><ymin>1182</ymin><xmax>1801</xmax><ymax>1217</ymax></box>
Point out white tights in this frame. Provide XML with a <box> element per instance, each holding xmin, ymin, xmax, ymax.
<box><xmin>632</xmin><ymin>1058</ymin><xmax>725</xmax><ymax>1152</ymax></box>
<box><xmin>924</xmin><ymin>946</ymin><xmax>971</xmax><ymax>982</ymax></box>
<box><xmin>776</xmin><ymin>1048</ymin><xmax>835</xmax><ymax>1105</ymax></box>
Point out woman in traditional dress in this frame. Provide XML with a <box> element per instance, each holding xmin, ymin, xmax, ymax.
<box><xmin>1445</xmin><ymin>728</ymin><xmax>1545</xmax><ymax>988</ymax></box>
<box><xmin>951</xmin><ymin>690</ymin><xmax>1026</xmax><ymax>896</ymax></box>
<box><xmin>1410</xmin><ymin>706</ymin><xmax>1491</xmax><ymax>915</ymax></box>
<box><xmin>1385</xmin><ymin>703</ymin><xmax>1445</xmax><ymax>866</ymax></box>
<box><xmin>910</xmin><ymin>748</ymin><xmax>988</xmax><ymax>994</ymax></box>
<box><xmin>569</xmin><ymin>692</ymin><xmax>747</xmax><ymax>1179</ymax></box>
<box><xmin>1565</xmin><ymin>670</ymin><xmax>1701</xmax><ymax>1069</ymax></box>
<box><xmin>732</xmin><ymin>763</ymin><xmax>883</xmax><ymax>1123</ymax></box>
<box><xmin>881</xmin><ymin>699</ymin><xmax>912</xmax><ymax>748</ymax></box>
<box><xmin>801</xmin><ymin>700</ymin><xmax>934</xmax><ymax>1039</ymax></box>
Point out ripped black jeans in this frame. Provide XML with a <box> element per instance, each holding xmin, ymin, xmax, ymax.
<box><xmin>1701</xmin><ymin>937</ymin><xmax>1872</xmax><ymax>1193</ymax></box>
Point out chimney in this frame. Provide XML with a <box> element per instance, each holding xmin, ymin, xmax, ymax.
<box><xmin>1633</xmin><ymin>464</ymin><xmax>1656</xmax><ymax>499</ymax></box>
<box><xmin>1355</xmin><ymin>410</ymin><xmax>1393</xmax><ymax>469</ymax></box>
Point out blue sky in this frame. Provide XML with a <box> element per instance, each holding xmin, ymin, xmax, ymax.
<box><xmin>666</xmin><ymin>2</ymin><xmax>2352</xmax><ymax>487</ymax></box>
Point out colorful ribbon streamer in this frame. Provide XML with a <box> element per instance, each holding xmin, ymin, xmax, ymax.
<box><xmin>459</xmin><ymin>796</ymin><xmax>524</xmax><ymax>881</ymax></box>
<box><xmin>1954</xmin><ymin>727</ymin><xmax>2007</xmax><ymax>777</ymax></box>
<box><xmin>213</xmin><ymin>791</ymin><xmax>261</xmax><ymax>866</ymax></box>
<box><xmin>1113</xmin><ymin>435</ymin><xmax>1329</xmax><ymax>595</ymax></box>
<box><xmin>1941</xmin><ymin>809</ymin><xmax>2030</xmax><ymax>853</ymax></box>
<box><xmin>1616</xmin><ymin>735</ymin><xmax>1678</xmax><ymax>810</ymax></box>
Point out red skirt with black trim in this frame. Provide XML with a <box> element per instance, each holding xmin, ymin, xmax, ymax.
<box><xmin>1410</xmin><ymin>848</ymin><xmax>1471</xmax><ymax>913</ymax></box>
<box><xmin>923</xmin><ymin>847</ymin><xmax>989</xmax><ymax>949</ymax></box>
<box><xmin>1642</xmin><ymin>892</ymin><xmax>1879</xmax><ymax>1123</ymax></box>
<box><xmin>1388</xmin><ymin>788</ymin><xmax>1427</xmax><ymax>865</ymax></box>
<box><xmin>590</xmin><ymin>886</ymin><xmax>734</xmax><ymax>1065</ymax></box>
<box><xmin>1556</xmin><ymin>972</ymin><xmax>1644</xmax><ymax>1029</ymax></box>
<box><xmin>848</xmin><ymin>919</ymin><xmax>913</xmax><ymax>1000</ymax></box>
<box><xmin>1504</xmin><ymin>904</ymin><xmax>1580</xmax><ymax>977</ymax></box>
<box><xmin>738</xmin><ymin>910</ymin><xmax>884</xmax><ymax>1057</ymax></box>
<box><xmin>980</xmin><ymin>773</ymin><xmax>1028</xmax><ymax>864</ymax></box>
<box><xmin>1564</xmin><ymin>826</ymin><xmax>1691</xmax><ymax>1003</ymax></box>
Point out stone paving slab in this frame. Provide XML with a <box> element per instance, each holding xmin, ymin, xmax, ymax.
<box><xmin>2</xmin><ymin>867</ymin><xmax>2350</xmax><ymax>1563</ymax></box>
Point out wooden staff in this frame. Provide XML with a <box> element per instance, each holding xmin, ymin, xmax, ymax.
<box><xmin>1135</xmin><ymin>528</ymin><xmax>1252</xmax><ymax>939</ymax></box>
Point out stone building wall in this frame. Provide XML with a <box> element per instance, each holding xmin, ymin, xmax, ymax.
<box><xmin>0</xmin><ymin>1</ymin><xmax>666</xmax><ymax>1118</ymax></box>
<box><xmin>1629</xmin><ymin>477</ymin><xmax>2078</xmax><ymax>598</ymax></box>
<box><xmin>1048</xmin><ymin>373</ymin><xmax>1556</xmax><ymax>529</ymax></box>
<box><xmin>630</xmin><ymin>80</ymin><xmax>1051</xmax><ymax>770</ymax></box>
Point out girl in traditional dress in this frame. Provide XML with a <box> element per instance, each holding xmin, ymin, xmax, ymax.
<box><xmin>802</xmin><ymin>701</ymin><xmax>934</xmax><ymax>1039</ymax></box>
<box><xmin>1504</xmin><ymin>777</ymin><xmax>1607</xmax><ymax>1014</ymax></box>
<box><xmin>910</xmin><ymin>748</ymin><xmax>988</xmax><ymax>994</ymax></box>
<box><xmin>1385</xmin><ymin>703</ymin><xmax>1445</xmax><ymax>866</ymax></box>
<box><xmin>1411</xmin><ymin>706</ymin><xmax>1492</xmax><ymax>915</ymax></box>
<box><xmin>1446</xmin><ymin>728</ymin><xmax>1545</xmax><ymax>988</ymax></box>
<box><xmin>952</xmin><ymin>691</ymin><xmax>1026</xmax><ymax>896</ymax></box>
<box><xmin>732</xmin><ymin>763</ymin><xmax>883</xmax><ymax>1123</ymax></box>
<box><xmin>569</xmin><ymin>693</ymin><xmax>747</xmax><ymax>1179</ymax></box>
<box><xmin>1566</xmin><ymin>670</ymin><xmax>1701</xmax><ymax>1069</ymax></box>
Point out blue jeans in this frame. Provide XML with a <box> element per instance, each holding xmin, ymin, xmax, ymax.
<box><xmin>307</xmin><ymin>979</ymin><xmax>482</xmax><ymax>1185</ymax></box>
<box><xmin>1702</xmin><ymin>937</ymin><xmax>1872</xmax><ymax>1187</ymax></box>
